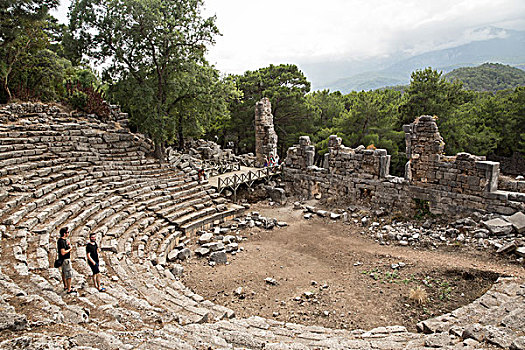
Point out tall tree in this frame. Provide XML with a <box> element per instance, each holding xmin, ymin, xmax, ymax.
<box><xmin>69</xmin><ymin>0</ymin><xmax>220</xmax><ymax>158</ymax></box>
<box><xmin>398</xmin><ymin>67</ymin><xmax>467</xmax><ymax>126</ymax></box>
<box><xmin>0</xmin><ymin>0</ymin><xmax>59</xmax><ymax>101</ymax></box>
<box><xmin>110</xmin><ymin>61</ymin><xmax>239</xmax><ymax>151</ymax></box>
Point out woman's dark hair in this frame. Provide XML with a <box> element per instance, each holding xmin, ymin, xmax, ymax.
<box><xmin>59</xmin><ymin>227</ymin><xmax>68</xmax><ymax>237</ymax></box>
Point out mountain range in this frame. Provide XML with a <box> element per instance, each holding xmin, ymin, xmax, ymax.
<box><xmin>299</xmin><ymin>27</ymin><xmax>525</xmax><ymax>93</ymax></box>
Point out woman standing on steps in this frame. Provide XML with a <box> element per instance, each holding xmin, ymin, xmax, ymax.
<box><xmin>57</xmin><ymin>227</ymin><xmax>75</xmax><ymax>294</ymax></box>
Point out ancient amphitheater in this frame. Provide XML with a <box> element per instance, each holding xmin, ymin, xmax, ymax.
<box><xmin>0</xmin><ymin>102</ymin><xmax>523</xmax><ymax>350</ymax></box>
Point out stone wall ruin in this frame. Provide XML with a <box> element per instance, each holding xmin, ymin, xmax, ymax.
<box><xmin>254</xmin><ymin>97</ymin><xmax>278</xmax><ymax>167</ymax></box>
<box><xmin>284</xmin><ymin>115</ymin><xmax>525</xmax><ymax>216</ymax></box>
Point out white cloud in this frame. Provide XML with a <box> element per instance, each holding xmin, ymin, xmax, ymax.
<box><xmin>204</xmin><ymin>0</ymin><xmax>525</xmax><ymax>73</ymax></box>
<box><xmin>52</xmin><ymin>0</ymin><xmax>525</xmax><ymax>74</ymax></box>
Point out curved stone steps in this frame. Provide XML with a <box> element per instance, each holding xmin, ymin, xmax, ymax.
<box><xmin>1</xmin><ymin>228</ymin><xmax>30</xmax><ymax>277</ymax></box>
<box><xmin>0</xmin><ymin>256</ymin><xmax>98</xmax><ymax>328</ymax></box>
<box><xmin>155</xmin><ymin>229</ymin><xmax>184</xmax><ymax>267</ymax></box>
<box><xmin>106</xmin><ymin>253</ymin><xmax>210</xmax><ymax>325</ymax></box>
<box><xmin>2</xmin><ymin>239</ymin><xmax>160</xmax><ymax>332</ymax></box>
<box><xmin>98</xmin><ymin>223</ymin><xmax>236</xmax><ymax>327</ymax></box>
<box><xmin>147</xmin><ymin>180</ymin><xmax>209</xmax><ymax>210</ymax></box>
<box><xmin>158</xmin><ymin>190</ymin><xmax>215</xmax><ymax>222</ymax></box>
<box><xmin>3</xmin><ymin>177</ymin><xmax>101</xmax><ymax>230</ymax></box>
<box><xmin>0</xmin><ymin>161</ymin><xmax>104</xmax><ymax>226</ymax></box>
<box><xmin>180</xmin><ymin>203</ymin><xmax>245</xmax><ymax>234</ymax></box>
<box><xmin>0</xmin><ymin>277</ymin><xmax>66</xmax><ymax>327</ymax></box>
<box><xmin>22</xmin><ymin>189</ymin><xmax>122</xmax><ymax>271</ymax></box>
<box><xmin>133</xmin><ymin>219</ymin><xmax>168</xmax><ymax>261</ymax></box>
<box><xmin>115</xmin><ymin>214</ymin><xmax>158</xmax><ymax>258</ymax></box>
<box><xmin>0</xmin><ymin>148</ymin><xmax>56</xmax><ymax>176</ymax></box>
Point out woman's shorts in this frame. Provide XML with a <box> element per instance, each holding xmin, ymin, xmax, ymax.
<box><xmin>89</xmin><ymin>263</ymin><xmax>100</xmax><ymax>275</ymax></box>
<box><xmin>61</xmin><ymin>259</ymin><xmax>73</xmax><ymax>279</ymax></box>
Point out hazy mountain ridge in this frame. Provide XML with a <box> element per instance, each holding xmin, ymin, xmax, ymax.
<box><xmin>444</xmin><ymin>63</ymin><xmax>525</xmax><ymax>91</ymax></box>
<box><xmin>303</xmin><ymin>27</ymin><xmax>525</xmax><ymax>93</ymax></box>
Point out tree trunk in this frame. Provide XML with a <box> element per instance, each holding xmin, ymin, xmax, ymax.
<box><xmin>177</xmin><ymin>113</ymin><xmax>184</xmax><ymax>150</ymax></box>
<box><xmin>3</xmin><ymin>75</ymin><xmax>12</xmax><ymax>102</ymax></box>
<box><xmin>154</xmin><ymin>142</ymin><xmax>165</xmax><ymax>162</ymax></box>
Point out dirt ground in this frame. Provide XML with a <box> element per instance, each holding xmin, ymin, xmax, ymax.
<box><xmin>182</xmin><ymin>202</ymin><xmax>525</xmax><ymax>331</ymax></box>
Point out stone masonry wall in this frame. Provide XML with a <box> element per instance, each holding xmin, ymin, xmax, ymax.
<box><xmin>284</xmin><ymin>115</ymin><xmax>525</xmax><ymax>217</ymax></box>
<box><xmin>254</xmin><ymin>98</ymin><xmax>278</xmax><ymax>167</ymax></box>
<box><xmin>404</xmin><ymin>116</ymin><xmax>499</xmax><ymax>195</ymax></box>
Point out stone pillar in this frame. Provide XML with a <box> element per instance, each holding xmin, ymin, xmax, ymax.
<box><xmin>404</xmin><ymin>115</ymin><xmax>444</xmax><ymax>183</ymax></box>
<box><xmin>255</xmin><ymin>98</ymin><xmax>278</xmax><ymax>167</ymax></box>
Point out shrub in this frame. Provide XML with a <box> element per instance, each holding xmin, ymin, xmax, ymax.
<box><xmin>69</xmin><ymin>90</ymin><xmax>88</xmax><ymax>110</ymax></box>
<box><xmin>409</xmin><ymin>286</ymin><xmax>428</xmax><ymax>304</ymax></box>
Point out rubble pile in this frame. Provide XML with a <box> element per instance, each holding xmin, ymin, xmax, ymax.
<box><xmin>295</xmin><ymin>202</ymin><xmax>525</xmax><ymax>263</ymax></box>
<box><xmin>165</xmin><ymin>211</ymin><xmax>288</xmax><ymax>268</ymax></box>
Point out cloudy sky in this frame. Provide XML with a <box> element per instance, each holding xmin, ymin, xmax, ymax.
<box><xmin>52</xmin><ymin>0</ymin><xmax>525</xmax><ymax>74</ymax></box>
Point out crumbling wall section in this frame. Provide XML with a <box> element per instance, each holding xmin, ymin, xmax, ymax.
<box><xmin>286</xmin><ymin>136</ymin><xmax>315</xmax><ymax>170</ymax></box>
<box><xmin>284</xmin><ymin>115</ymin><xmax>525</xmax><ymax>216</ymax></box>
<box><xmin>404</xmin><ymin>116</ymin><xmax>499</xmax><ymax>195</ymax></box>
<box><xmin>326</xmin><ymin>135</ymin><xmax>390</xmax><ymax>179</ymax></box>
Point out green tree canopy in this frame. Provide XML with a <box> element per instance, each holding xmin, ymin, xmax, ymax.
<box><xmin>398</xmin><ymin>67</ymin><xmax>468</xmax><ymax>126</ymax></box>
<box><xmin>0</xmin><ymin>0</ymin><xmax>60</xmax><ymax>101</ymax></box>
<box><xmin>445</xmin><ymin>63</ymin><xmax>525</xmax><ymax>92</ymax></box>
<box><xmin>69</xmin><ymin>0</ymin><xmax>221</xmax><ymax>157</ymax></box>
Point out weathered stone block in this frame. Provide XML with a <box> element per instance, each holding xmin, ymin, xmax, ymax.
<box><xmin>483</xmin><ymin>218</ymin><xmax>514</xmax><ymax>236</ymax></box>
<box><xmin>506</xmin><ymin>211</ymin><xmax>525</xmax><ymax>234</ymax></box>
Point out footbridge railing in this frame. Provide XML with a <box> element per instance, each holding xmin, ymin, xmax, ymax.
<box><xmin>217</xmin><ymin>164</ymin><xmax>283</xmax><ymax>194</ymax></box>
<box><xmin>204</xmin><ymin>161</ymin><xmax>241</xmax><ymax>177</ymax></box>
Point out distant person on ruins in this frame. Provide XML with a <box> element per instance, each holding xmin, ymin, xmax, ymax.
<box><xmin>197</xmin><ymin>167</ymin><xmax>205</xmax><ymax>183</ymax></box>
<box><xmin>274</xmin><ymin>154</ymin><xmax>280</xmax><ymax>166</ymax></box>
<box><xmin>86</xmin><ymin>232</ymin><xmax>105</xmax><ymax>292</ymax></box>
<box><xmin>57</xmin><ymin>227</ymin><xmax>75</xmax><ymax>294</ymax></box>
<box><xmin>269</xmin><ymin>153</ymin><xmax>275</xmax><ymax>167</ymax></box>
<box><xmin>263</xmin><ymin>155</ymin><xmax>269</xmax><ymax>167</ymax></box>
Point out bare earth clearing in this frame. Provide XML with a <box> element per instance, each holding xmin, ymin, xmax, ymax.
<box><xmin>183</xmin><ymin>202</ymin><xmax>525</xmax><ymax>332</ymax></box>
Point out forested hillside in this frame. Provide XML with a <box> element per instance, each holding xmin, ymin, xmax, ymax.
<box><xmin>310</xmin><ymin>28</ymin><xmax>525</xmax><ymax>92</ymax></box>
<box><xmin>445</xmin><ymin>63</ymin><xmax>525</xmax><ymax>91</ymax></box>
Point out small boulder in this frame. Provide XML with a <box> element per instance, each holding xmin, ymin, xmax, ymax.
<box><xmin>170</xmin><ymin>264</ymin><xmax>184</xmax><ymax>276</ymax></box>
<box><xmin>483</xmin><ymin>218</ymin><xmax>514</xmax><ymax>236</ymax></box>
<box><xmin>209</xmin><ymin>251</ymin><xmax>227</xmax><ymax>265</ymax></box>
<box><xmin>225</xmin><ymin>243</ymin><xmax>239</xmax><ymax>252</ymax></box>
<box><xmin>507</xmin><ymin>211</ymin><xmax>525</xmax><ymax>234</ymax></box>
<box><xmin>330</xmin><ymin>213</ymin><xmax>341</xmax><ymax>220</ymax></box>
<box><xmin>194</xmin><ymin>247</ymin><xmax>210</xmax><ymax>257</ymax></box>
<box><xmin>177</xmin><ymin>248</ymin><xmax>191</xmax><ymax>261</ymax></box>
<box><xmin>462</xmin><ymin>323</ymin><xmax>485</xmax><ymax>342</ymax></box>
<box><xmin>496</xmin><ymin>241</ymin><xmax>517</xmax><ymax>254</ymax></box>
<box><xmin>199</xmin><ymin>233</ymin><xmax>213</xmax><ymax>244</ymax></box>
<box><xmin>316</xmin><ymin>210</ymin><xmax>329</xmax><ymax>217</ymax></box>
<box><xmin>167</xmin><ymin>249</ymin><xmax>180</xmax><ymax>262</ymax></box>
<box><xmin>265</xmin><ymin>186</ymin><xmax>287</xmax><ymax>205</ymax></box>
<box><xmin>265</xmin><ymin>277</ymin><xmax>278</xmax><ymax>285</ymax></box>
